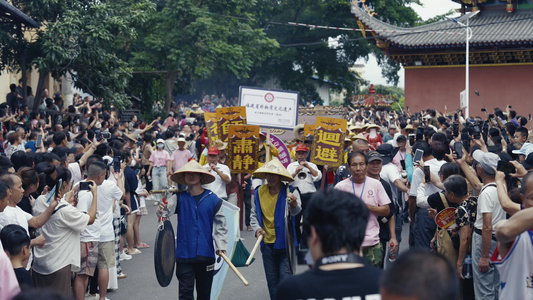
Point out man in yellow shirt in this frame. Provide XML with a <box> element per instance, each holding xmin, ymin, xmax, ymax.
<box><xmin>250</xmin><ymin>158</ymin><xmax>301</xmax><ymax>300</ymax></box>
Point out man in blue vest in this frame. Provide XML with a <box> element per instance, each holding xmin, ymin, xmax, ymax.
<box><xmin>250</xmin><ymin>158</ymin><xmax>302</xmax><ymax>300</ymax></box>
<box><xmin>158</xmin><ymin>160</ymin><xmax>228</xmax><ymax>300</ymax></box>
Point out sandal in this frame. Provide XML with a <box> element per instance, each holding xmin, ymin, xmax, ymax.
<box><xmin>135</xmin><ymin>242</ymin><xmax>150</xmax><ymax>249</ymax></box>
<box><xmin>126</xmin><ymin>248</ymin><xmax>142</xmax><ymax>255</ymax></box>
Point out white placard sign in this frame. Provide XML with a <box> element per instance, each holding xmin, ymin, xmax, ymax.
<box><xmin>239</xmin><ymin>86</ymin><xmax>299</xmax><ymax>129</ymax></box>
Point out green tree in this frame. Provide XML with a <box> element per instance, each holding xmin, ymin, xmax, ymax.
<box><xmin>131</xmin><ymin>0</ymin><xmax>279</xmax><ymax>112</ymax></box>
<box><xmin>1</xmin><ymin>0</ymin><xmax>154</xmax><ymax>111</ymax></box>
<box><xmin>241</xmin><ymin>0</ymin><xmax>420</xmax><ymax>106</ymax></box>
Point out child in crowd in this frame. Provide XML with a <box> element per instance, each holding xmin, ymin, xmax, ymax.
<box><xmin>0</xmin><ymin>224</ymin><xmax>33</xmax><ymax>289</ymax></box>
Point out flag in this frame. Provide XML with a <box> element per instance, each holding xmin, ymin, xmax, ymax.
<box><xmin>211</xmin><ymin>201</ymin><xmax>240</xmax><ymax>299</ymax></box>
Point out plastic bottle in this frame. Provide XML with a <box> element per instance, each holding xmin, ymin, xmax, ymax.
<box><xmin>462</xmin><ymin>254</ymin><xmax>472</xmax><ymax>279</ymax></box>
<box><xmin>158</xmin><ymin>198</ymin><xmax>168</xmax><ymax>222</ymax></box>
<box><xmin>388</xmin><ymin>242</ymin><xmax>397</xmax><ymax>262</ymax></box>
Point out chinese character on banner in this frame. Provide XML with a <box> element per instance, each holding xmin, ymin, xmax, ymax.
<box><xmin>217</xmin><ymin>107</ymin><xmax>247</xmax><ymax>142</ymax></box>
<box><xmin>204</xmin><ymin>112</ymin><xmax>219</xmax><ymax>146</ymax></box>
<box><xmin>311</xmin><ymin>117</ymin><xmax>346</xmax><ymax>168</ymax></box>
<box><xmin>228</xmin><ymin>125</ymin><xmax>260</xmax><ymax>173</ymax></box>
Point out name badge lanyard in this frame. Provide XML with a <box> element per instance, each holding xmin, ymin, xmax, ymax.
<box><xmin>352</xmin><ymin>178</ymin><xmax>366</xmax><ymax>199</ymax></box>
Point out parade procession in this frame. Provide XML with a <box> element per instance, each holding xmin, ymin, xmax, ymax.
<box><xmin>2</xmin><ymin>0</ymin><xmax>533</xmax><ymax>300</ymax></box>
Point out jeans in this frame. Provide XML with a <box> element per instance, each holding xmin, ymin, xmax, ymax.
<box><xmin>261</xmin><ymin>244</ymin><xmax>292</xmax><ymax>300</ymax></box>
<box><xmin>413</xmin><ymin>208</ymin><xmax>436</xmax><ymax>251</ymax></box>
<box><xmin>176</xmin><ymin>262</ymin><xmax>214</xmax><ymax>300</ymax></box>
<box><xmin>472</xmin><ymin>231</ymin><xmax>499</xmax><ymax>300</ymax></box>
<box><xmin>152</xmin><ymin>166</ymin><xmax>168</xmax><ymax>203</ymax></box>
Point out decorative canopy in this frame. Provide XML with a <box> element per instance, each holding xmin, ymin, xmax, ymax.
<box><xmin>352</xmin><ymin>84</ymin><xmax>394</xmax><ymax>110</ymax></box>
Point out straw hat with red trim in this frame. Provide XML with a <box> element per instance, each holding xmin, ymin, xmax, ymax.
<box><xmin>170</xmin><ymin>160</ymin><xmax>215</xmax><ymax>185</ymax></box>
<box><xmin>253</xmin><ymin>158</ymin><xmax>294</xmax><ymax>182</ymax></box>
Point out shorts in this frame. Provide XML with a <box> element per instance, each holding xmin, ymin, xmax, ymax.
<box><xmin>97</xmin><ymin>241</ymin><xmax>116</xmax><ymax>269</ymax></box>
<box><xmin>78</xmin><ymin>241</ymin><xmax>99</xmax><ymax>276</ymax></box>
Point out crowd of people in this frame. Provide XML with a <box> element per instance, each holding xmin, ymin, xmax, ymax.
<box><xmin>1</xmin><ymin>82</ymin><xmax>533</xmax><ymax>300</ymax></box>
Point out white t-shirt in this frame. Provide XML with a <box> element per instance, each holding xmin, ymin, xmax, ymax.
<box><xmin>0</xmin><ymin>205</ymin><xmax>34</xmax><ymax>270</ymax></box>
<box><xmin>76</xmin><ymin>188</ymin><xmax>101</xmax><ymax>242</ymax></box>
<box><xmin>409</xmin><ymin>158</ymin><xmax>446</xmax><ymax>198</ymax></box>
<box><xmin>98</xmin><ymin>180</ymin><xmax>123</xmax><ymax>242</ymax></box>
<box><xmin>287</xmin><ymin>161</ymin><xmax>322</xmax><ymax>194</ymax></box>
<box><xmin>32</xmin><ymin>194</ymin><xmax>89</xmax><ymax>274</ymax></box>
<box><xmin>0</xmin><ymin>205</ymin><xmax>32</xmax><ymax>234</ymax></box>
<box><xmin>202</xmin><ymin>163</ymin><xmax>231</xmax><ymax>199</ymax></box>
<box><xmin>380</xmin><ymin>162</ymin><xmax>402</xmax><ymax>204</ymax></box>
<box><xmin>69</xmin><ymin>162</ymin><xmax>82</xmax><ymax>185</ymax></box>
<box><xmin>474</xmin><ymin>184</ymin><xmax>506</xmax><ymax>233</ymax></box>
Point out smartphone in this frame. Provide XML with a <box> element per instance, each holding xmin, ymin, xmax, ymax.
<box><xmin>36</xmin><ymin>134</ymin><xmax>43</xmax><ymax>148</ymax></box>
<box><xmin>481</xmin><ymin>108</ymin><xmax>486</xmax><ymax>112</ymax></box>
<box><xmin>113</xmin><ymin>157</ymin><xmax>121</xmax><ymax>173</ymax></box>
<box><xmin>454</xmin><ymin>142</ymin><xmax>463</xmax><ymax>159</ymax></box>
<box><xmin>488</xmin><ymin>114</ymin><xmax>494</xmax><ymax>119</ymax></box>
<box><xmin>408</xmin><ymin>134</ymin><xmax>415</xmax><ymax>145</ymax></box>
<box><xmin>102</xmin><ymin>132</ymin><xmax>111</xmax><ymax>139</ymax></box>
<box><xmin>497</xmin><ymin>161</ymin><xmax>516</xmax><ymax>174</ymax></box>
<box><xmin>529</xmin><ymin>114</ymin><xmax>531</xmax><ymax>121</ymax></box>
<box><xmin>400</xmin><ymin>160</ymin><xmax>406</xmax><ymax>170</ymax></box>
<box><xmin>414</xmin><ymin>149</ymin><xmax>424</xmax><ymax>164</ymax></box>
<box><xmin>424</xmin><ymin>166</ymin><xmax>431</xmax><ymax>183</ymax></box>
<box><xmin>79</xmin><ymin>181</ymin><xmax>91</xmax><ymax>190</ymax></box>
<box><xmin>509</xmin><ymin>105</ymin><xmax>512</xmax><ymax>109</ymax></box>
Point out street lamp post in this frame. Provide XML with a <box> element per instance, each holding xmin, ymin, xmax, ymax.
<box><xmin>450</xmin><ymin>10</ymin><xmax>479</xmax><ymax>119</ymax></box>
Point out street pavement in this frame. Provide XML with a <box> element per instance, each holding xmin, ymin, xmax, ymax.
<box><xmin>106</xmin><ymin>201</ymin><xmax>410</xmax><ymax>300</ymax></box>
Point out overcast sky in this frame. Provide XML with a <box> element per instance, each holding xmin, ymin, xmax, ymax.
<box><xmin>356</xmin><ymin>0</ymin><xmax>461</xmax><ymax>88</ymax></box>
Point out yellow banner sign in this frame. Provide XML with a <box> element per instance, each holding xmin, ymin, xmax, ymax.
<box><xmin>217</xmin><ymin>106</ymin><xmax>247</xmax><ymax>142</ymax></box>
<box><xmin>204</xmin><ymin>112</ymin><xmax>218</xmax><ymax>146</ymax></box>
<box><xmin>310</xmin><ymin>126</ymin><xmax>345</xmax><ymax>168</ymax></box>
<box><xmin>228</xmin><ymin>125</ymin><xmax>260</xmax><ymax>173</ymax></box>
<box><xmin>304</xmin><ymin>124</ymin><xmax>316</xmax><ymax>137</ymax></box>
<box><xmin>315</xmin><ymin>116</ymin><xmax>347</xmax><ymax>131</ymax></box>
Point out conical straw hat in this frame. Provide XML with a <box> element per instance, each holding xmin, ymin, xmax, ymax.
<box><xmin>212</xmin><ymin>139</ymin><xmax>228</xmax><ymax>150</ymax></box>
<box><xmin>253</xmin><ymin>158</ymin><xmax>294</xmax><ymax>182</ymax></box>
<box><xmin>170</xmin><ymin>160</ymin><xmax>215</xmax><ymax>185</ymax></box>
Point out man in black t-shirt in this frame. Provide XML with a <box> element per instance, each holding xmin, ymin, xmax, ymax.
<box><xmin>275</xmin><ymin>189</ymin><xmax>382</xmax><ymax>300</ymax></box>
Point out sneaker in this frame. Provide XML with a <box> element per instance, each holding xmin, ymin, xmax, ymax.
<box><xmin>153</xmin><ymin>201</ymin><xmax>160</xmax><ymax>206</ymax></box>
<box><xmin>146</xmin><ymin>195</ymin><xmax>155</xmax><ymax>201</ymax></box>
<box><xmin>120</xmin><ymin>251</ymin><xmax>132</xmax><ymax>261</ymax></box>
<box><xmin>117</xmin><ymin>272</ymin><xmax>127</xmax><ymax>279</ymax></box>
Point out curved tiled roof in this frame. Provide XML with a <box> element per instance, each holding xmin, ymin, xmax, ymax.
<box><xmin>351</xmin><ymin>4</ymin><xmax>533</xmax><ymax>47</ymax></box>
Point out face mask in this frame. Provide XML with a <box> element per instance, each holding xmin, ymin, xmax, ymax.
<box><xmin>157</xmin><ymin>143</ymin><xmax>164</xmax><ymax>149</ymax></box>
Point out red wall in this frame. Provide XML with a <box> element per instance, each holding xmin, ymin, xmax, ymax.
<box><xmin>405</xmin><ymin>64</ymin><xmax>533</xmax><ymax>118</ymax></box>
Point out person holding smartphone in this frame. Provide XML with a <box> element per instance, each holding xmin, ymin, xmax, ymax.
<box><xmin>408</xmin><ymin>141</ymin><xmax>446</xmax><ymax>251</ymax></box>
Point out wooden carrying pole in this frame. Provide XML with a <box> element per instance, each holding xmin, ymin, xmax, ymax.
<box><xmin>220</xmin><ymin>252</ymin><xmax>249</xmax><ymax>286</ymax></box>
<box><xmin>245</xmin><ymin>235</ymin><xmax>263</xmax><ymax>266</ymax></box>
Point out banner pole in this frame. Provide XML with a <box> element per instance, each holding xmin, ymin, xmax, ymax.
<box><xmin>266</xmin><ymin>129</ymin><xmax>271</xmax><ymax>163</ymax></box>
<box><xmin>238</xmin><ymin>174</ymin><xmax>244</xmax><ymax>231</ymax></box>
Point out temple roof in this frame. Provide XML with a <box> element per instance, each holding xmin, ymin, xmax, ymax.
<box><xmin>0</xmin><ymin>0</ymin><xmax>39</xmax><ymax>27</ymax></box>
<box><xmin>351</xmin><ymin>5</ymin><xmax>533</xmax><ymax>48</ymax></box>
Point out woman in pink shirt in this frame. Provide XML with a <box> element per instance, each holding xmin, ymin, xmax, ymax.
<box><xmin>148</xmin><ymin>139</ymin><xmax>173</xmax><ymax>205</ymax></box>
